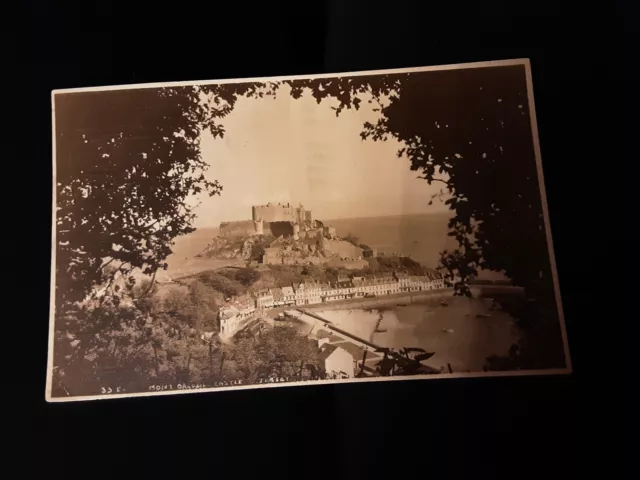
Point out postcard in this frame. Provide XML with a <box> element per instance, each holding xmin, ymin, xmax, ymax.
<box><xmin>47</xmin><ymin>59</ymin><xmax>571</xmax><ymax>401</ymax></box>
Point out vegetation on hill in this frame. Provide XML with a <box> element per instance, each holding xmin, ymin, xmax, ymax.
<box><xmin>51</xmin><ymin>276</ymin><xmax>325</xmax><ymax>397</ymax></box>
<box><xmin>248</xmin><ymin>236</ymin><xmax>275</xmax><ymax>261</ymax></box>
<box><xmin>373</xmin><ymin>256</ymin><xmax>426</xmax><ymax>275</ymax></box>
<box><xmin>230</xmin><ymin>325</ymin><xmax>321</xmax><ymax>383</ymax></box>
<box><xmin>285</xmin><ymin>70</ymin><xmax>564</xmax><ymax>369</ymax></box>
<box><xmin>197</xmin><ymin>271</ymin><xmax>247</xmax><ymax>299</ymax></box>
<box><xmin>52</xmin><ymin>66</ymin><xmax>565</xmax><ymax>397</ymax></box>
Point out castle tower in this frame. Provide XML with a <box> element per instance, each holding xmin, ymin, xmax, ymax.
<box><xmin>254</xmin><ymin>219</ymin><xmax>264</xmax><ymax>235</ymax></box>
<box><xmin>292</xmin><ymin>222</ymin><xmax>300</xmax><ymax>241</ymax></box>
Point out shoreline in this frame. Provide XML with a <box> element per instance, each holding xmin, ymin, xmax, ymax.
<box><xmin>311</xmin><ymin>296</ymin><xmax>518</xmax><ymax>374</ymax></box>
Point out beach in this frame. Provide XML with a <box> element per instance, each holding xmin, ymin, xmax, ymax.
<box><xmin>314</xmin><ymin>297</ymin><xmax>518</xmax><ymax>373</ymax></box>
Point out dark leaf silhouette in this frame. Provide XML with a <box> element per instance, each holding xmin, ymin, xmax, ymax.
<box><xmin>285</xmin><ymin>66</ymin><xmax>564</xmax><ymax>369</ymax></box>
<box><xmin>54</xmin><ymin>82</ymin><xmax>277</xmax><ymax>312</ymax></box>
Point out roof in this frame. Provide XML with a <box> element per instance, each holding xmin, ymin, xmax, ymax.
<box><xmin>231</xmin><ymin>296</ymin><xmax>254</xmax><ymax>309</ymax></box>
<box><xmin>220</xmin><ymin>307</ymin><xmax>239</xmax><ymax>320</ymax></box>
<box><xmin>318</xmin><ymin>344</ymin><xmax>354</xmax><ymax>362</ymax></box>
<box><xmin>424</xmin><ymin>268</ymin><xmax>443</xmax><ymax>280</ymax></box>
<box><xmin>332</xmin><ymin>341</ymin><xmax>364</xmax><ymax>360</ymax></box>
<box><xmin>363</xmin><ymin>275</ymin><xmax>395</xmax><ymax>285</ymax></box>
<box><xmin>281</xmin><ymin>286</ymin><xmax>294</xmax><ymax>296</ymax></box>
<box><xmin>315</xmin><ymin>329</ymin><xmax>332</xmax><ymax>339</ymax></box>
<box><xmin>318</xmin><ymin>344</ymin><xmax>339</xmax><ymax>361</ymax></box>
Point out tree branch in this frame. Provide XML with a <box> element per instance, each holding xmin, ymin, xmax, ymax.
<box><xmin>429</xmin><ymin>178</ymin><xmax>449</xmax><ymax>185</ymax></box>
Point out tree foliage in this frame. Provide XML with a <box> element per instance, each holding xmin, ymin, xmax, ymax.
<box><xmin>198</xmin><ymin>271</ymin><xmax>245</xmax><ymax>298</ymax></box>
<box><xmin>286</xmin><ymin>67</ymin><xmax>551</xmax><ymax>298</ymax></box>
<box><xmin>231</xmin><ymin>325</ymin><xmax>320</xmax><ymax>383</ymax></box>
<box><xmin>52</xmin><ymin>65</ymin><xmax>566</xmax><ymax>396</ymax></box>
<box><xmin>234</xmin><ymin>268</ymin><xmax>261</xmax><ymax>287</ymax></box>
<box><xmin>54</xmin><ymin>82</ymin><xmax>277</xmax><ymax>312</ymax></box>
<box><xmin>52</xmin><ymin>281</ymin><xmax>324</xmax><ymax>396</ymax></box>
<box><xmin>161</xmin><ymin>282</ymin><xmax>218</xmax><ymax>331</ymax></box>
<box><xmin>284</xmin><ymin>67</ymin><xmax>564</xmax><ymax>368</ymax></box>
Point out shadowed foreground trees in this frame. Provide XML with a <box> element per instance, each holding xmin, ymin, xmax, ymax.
<box><xmin>52</xmin><ymin>65</ymin><xmax>566</xmax><ymax>395</ymax></box>
<box><xmin>52</xmin><ymin>281</ymin><xmax>321</xmax><ymax>397</ymax></box>
<box><xmin>285</xmin><ymin>66</ymin><xmax>565</xmax><ymax>369</ymax></box>
<box><xmin>230</xmin><ymin>325</ymin><xmax>321</xmax><ymax>383</ymax></box>
<box><xmin>54</xmin><ymin>82</ymin><xmax>277</xmax><ymax>313</ymax></box>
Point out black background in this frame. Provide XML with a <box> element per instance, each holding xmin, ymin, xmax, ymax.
<box><xmin>24</xmin><ymin>3</ymin><xmax>625</xmax><ymax>477</ymax></box>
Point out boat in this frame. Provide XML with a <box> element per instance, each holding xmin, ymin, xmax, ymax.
<box><xmin>375</xmin><ymin>328</ymin><xmax>388</xmax><ymax>333</ymax></box>
<box><xmin>476</xmin><ymin>313</ymin><xmax>492</xmax><ymax>319</ymax></box>
<box><xmin>441</xmin><ymin>328</ymin><xmax>454</xmax><ymax>333</ymax></box>
<box><xmin>440</xmin><ymin>300</ymin><xmax>449</xmax><ymax>306</ymax></box>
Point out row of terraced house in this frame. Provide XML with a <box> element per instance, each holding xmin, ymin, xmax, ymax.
<box><xmin>218</xmin><ymin>270</ymin><xmax>446</xmax><ymax>339</ymax></box>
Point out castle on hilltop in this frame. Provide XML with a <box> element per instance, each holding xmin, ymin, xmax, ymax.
<box><xmin>252</xmin><ymin>202</ymin><xmax>313</xmax><ymax>225</ymax></box>
<box><xmin>210</xmin><ymin>202</ymin><xmax>368</xmax><ymax>267</ymax></box>
<box><xmin>219</xmin><ymin>202</ymin><xmax>319</xmax><ymax>239</ymax></box>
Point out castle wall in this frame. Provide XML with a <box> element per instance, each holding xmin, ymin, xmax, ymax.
<box><xmin>304</xmin><ymin>228</ymin><xmax>322</xmax><ymax>239</ymax></box>
<box><xmin>220</xmin><ymin>220</ymin><xmax>257</xmax><ymax>237</ymax></box>
<box><xmin>266</xmin><ymin>221</ymin><xmax>294</xmax><ymax>238</ymax></box>
<box><xmin>323</xmin><ymin>226</ymin><xmax>337</xmax><ymax>239</ymax></box>
<box><xmin>222</xmin><ymin>204</ymin><xmax>314</xmax><ymax>241</ymax></box>
<box><xmin>252</xmin><ymin>203</ymin><xmax>308</xmax><ymax>224</ymax></box>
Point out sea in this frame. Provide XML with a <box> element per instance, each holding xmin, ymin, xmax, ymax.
<box><xmin>166</xmin><ymin>213</ymin><xmax>454</xmax><ymax>274</ymax></box>
<box><xmin>164</xmin><ymin>213</ymin><xmax>516</xmax><ymax>368</ymax></box>
<box><xmin>163</xmin><ymin>212</ymin><xmax>504</xmax><ymax>281</ymax></box>
<box><xmin>315</xmin><ymin>298</ymin><xmax>518</xmax><ymax>373</ymax></box>
<box><xmin>326</xmin><ymin>212</ymin><xmax>455</xmax><ymax>267</ymax></box>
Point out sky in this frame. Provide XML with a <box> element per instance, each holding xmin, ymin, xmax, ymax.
<box><xmin>191</xmin><ymin>84</ymin><xmax>449</xmax><ymax>228</ymax></box>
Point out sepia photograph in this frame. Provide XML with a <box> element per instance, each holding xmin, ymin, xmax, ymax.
<box><xmin>47</xmin><ymin>59</ymin><xmax>571</xmax><ymax>401</ymax></box>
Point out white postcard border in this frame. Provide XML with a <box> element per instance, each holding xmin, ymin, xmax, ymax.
<box><xmin>46</xmin><ymin>58</ymin><xmax>572</xmax><ymax>403</ymax></box>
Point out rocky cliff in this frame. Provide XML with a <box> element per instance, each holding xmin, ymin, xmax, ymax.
<box><xmin>197</xmin><ymin>235</ymin><xmax>273</xmax><ymax>262</ymax></box>
<box><xmin>198</xmin><ymin>222</ymin><xmax>364</xmax><ymax>266</ymax></box>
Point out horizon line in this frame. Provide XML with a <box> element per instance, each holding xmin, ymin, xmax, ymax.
<box><xmin>194</xmin><ymin>210</ymin><xmax>452</xmax><ymax>230</ymax></box>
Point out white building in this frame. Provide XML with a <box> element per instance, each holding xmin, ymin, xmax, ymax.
<box><xmin>270</xmin><ymin>287</ymin><xmax>285</xmax><ymax>307</ymax></box>
<box><xmin>219</xmin><ymin>307</ymin><xmax>240</xmax><ymax>337</ymax></box>
<box><xmin>293</xmin><ymin>282</ymin><xmax>306</xmax><ymax>305</ymax></box>
<box><xmin>250</xmin><ymin>269</ymin><xmax>446</xmax><ymax>312</ymax></box>
<box><xmin>219</xmin><ymin>296</ymin><xmax>257</xmax><ymax>338</ymax></box>
<box><xmin>394</xmin><ymin>272</ymin><xmax>411</xmax><ymax>291</ymax></box>
<box><xmin>255</xmin><ymin>289</ymin><xmax>274</xmax><ymax>308</ymax></box>
<box><xmin>293</xmin><ymin>281</ymin><xmax>322</xmax><ymax>305</ymax></box>
<box><xmin>318</xmin><ymin>343</ymin><xmax>355</xmax><ymax>378</ymax></box>
<box><xmin>351</xmin><ymin>276</ymin><xmax>367</xmax><ymax>297</ymax></box>
<box><xmin>281</xmin><ymin>286</ymin><xmax>296</xmax><ymax>305</ymax></box>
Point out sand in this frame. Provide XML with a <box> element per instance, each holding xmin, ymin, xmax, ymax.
<box><xmin>313</xmin><ymin>297</ymin><xmax>518</xmax><ymax>373</ymax></box>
